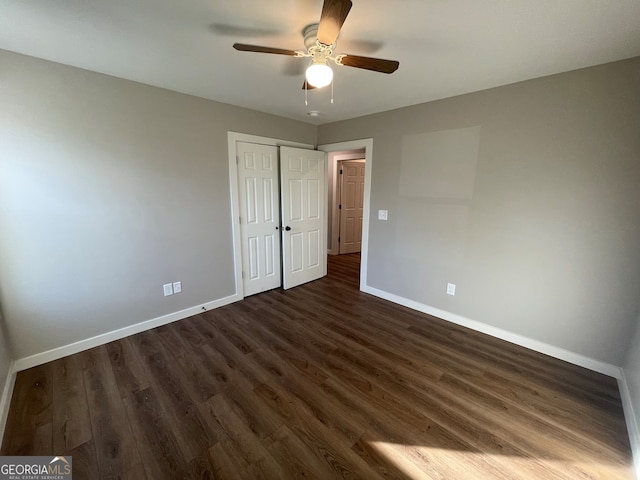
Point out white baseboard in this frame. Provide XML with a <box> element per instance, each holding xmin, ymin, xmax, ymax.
<box><xmin>362</xmin><ymin>285</ymin><xmax>622</xmax><ymax>379</ymax></box>
<box><xmin>14</xmin><ymin>293</ymin><xmax>241</xmax><ymax>372</ymax></box>
<box><xmin>0</xmin><ymin>361</ymin><xmax>16</xmax><ymax>444</ymax></box>
<box><xmin>619</xmin><ymin>372</ymin><xmax>640</xmax><ymax>480</ymax></box>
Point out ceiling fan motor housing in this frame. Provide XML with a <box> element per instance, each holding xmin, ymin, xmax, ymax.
<box><xmin>303</xmin><ymin>24</ymin><xmax>321</xmax><ymax>50</ymax></box>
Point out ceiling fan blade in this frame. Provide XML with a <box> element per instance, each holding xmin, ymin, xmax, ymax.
<box><xmin>233</xmin><ymin>43</ymin><xmax>298</xmax><ymax>56</ymax></box>
<box><xmin>317</xmin><ymin>0</ymin><xmax>353</xmax><ymax>46</ymax></box>
<box><xmin>339</xmin><ymin>54</ymin><xmax>399</xmax><ymax>74</ymax></box>
<box><xmin>302</xmin><ymin>81</ymin><xmax>317</xmax><ymax>90</ymax></box>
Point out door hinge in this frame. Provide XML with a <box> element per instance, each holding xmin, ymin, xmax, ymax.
<box><xmin>239</xmin><ymin>216</ymin><xmax>242</xmax><ymax>224</ymax></box>
<box><xmin>338</xmin><ymin>236</ymin><xmax>340</xmax><ymax>242</ymax></box>
<box><xmin>236</xmin><ymin>155</ymin><xmax>239</xmax><ymax>164</ymax></box>
<box><xmin>339</xmin><ymin>204</ymin><xmax>342</xmax><ymax>209</ymax></box>
<box><xmin>340</xmin><ymin>169</ymin><xmax>343</xmax><ymax>174</ymax></box>
<box><xmin>242</xmin><ymin>271</ymin><xmax>245</xmax><ymax>279</ymax></box>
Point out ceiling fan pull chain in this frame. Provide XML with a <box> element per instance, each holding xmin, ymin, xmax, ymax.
<box><xmin>331</xmin><ymin>79</ymin><xmax>334</xmax><ymax>104</ymax></box>
<box><xmin>305</xmin><ymin>82</ymin><xmax>308</xmax><ymax>106</ymax></box>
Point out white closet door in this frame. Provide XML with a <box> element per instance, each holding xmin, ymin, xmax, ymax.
<box><xmin>280</xmin><ymin>146</ymin><xmax>327</xmax><ymax>289</ymax></box>
<box><xmin>237</xmin><ymin>142</ymin><xmax>281</xmax><ymax>296</ymax></box>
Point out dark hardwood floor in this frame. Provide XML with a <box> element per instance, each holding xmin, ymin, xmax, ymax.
<box><xmin>2</xmin><ymin>253</ymin><xmax>634</xmax><ymax>479</ymax></box>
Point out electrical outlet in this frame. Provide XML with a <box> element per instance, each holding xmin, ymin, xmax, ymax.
<box><xmin>378</xmin><ymin>209</ymin><xmax>388</xmax><ymax>221</ymax></box>
<box><xmin>173</xmin><ymin>281</ymin><xmax>182</xmax><ymax>294</ymax></box>
<box><xmin>163</xmin><ymin>283</ymin><xmax>173</xmax><ymax>296</ymax></box>
<box><xmin>447</xmin><ymin>283</ymin><xmax>456</xmax><ymax>296</ymax></box>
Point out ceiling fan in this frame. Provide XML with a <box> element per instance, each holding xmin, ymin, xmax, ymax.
<box><xmin>232</xmin><ymin>0</ymin><xmax>399</xmax><ymax>90</ymax></box>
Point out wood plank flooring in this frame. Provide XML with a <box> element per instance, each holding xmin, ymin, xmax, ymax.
<box><xmin>2</xmin><ymin>253</ymin><xmax>634</xmax><ymax>479</ymax></box>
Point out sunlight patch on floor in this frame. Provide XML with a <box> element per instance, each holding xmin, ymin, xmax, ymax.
<box><xmin>366</xmin><ymin>440</ymin><xmax>636</xmax><ymax>480</ymax></box>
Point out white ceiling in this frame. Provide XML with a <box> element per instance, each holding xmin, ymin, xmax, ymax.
<box><xmin>1</xmin><ymin>0</ymin><xmax>639</xmax><ymax>125</ymax></box>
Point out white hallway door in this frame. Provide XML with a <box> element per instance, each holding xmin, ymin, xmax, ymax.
<box><xmin>237</xmin><ymin>142</ymin><xmax>327</xmax><ymax>295</ymax></box>
<box><xmin>280</xmin><ymin>146</ymin><xmax>327</xmax><ymax>289</ymax></box>
<box><xmin>237</xmin><ymin>142</ymin><xmax>281</xmax><ymax>296</ymax></box>
<box><xmin>339</xmin><ymin>160</ymin><xmax>365</xmax><ymax>254</ymax></box>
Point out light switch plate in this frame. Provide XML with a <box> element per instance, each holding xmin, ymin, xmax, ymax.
<box><xmin>378</xmin><ymin>209</ymin><xmax>388</xmax><ymax>221</ymax></box>
<box><xmin>173</xmin><ymin>281</ymin><xmax>182</xmax><ymax>294</ymax></box>
<box><xmin>447</xmin><ymin>283</ymin><xmax>456</xmax><ymax>295</ymax></box>
<box><xmin>163</xmin><ymin>283</ymin><xmax>173</xmax><ymax>296</ymax></box>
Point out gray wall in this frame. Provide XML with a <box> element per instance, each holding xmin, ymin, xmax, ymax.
<box><xmin>318</xmin><ymin>57</ymin><xmax>640</xmax><ymax>366</ymax></box>
<box><xmin>1</xmin><ymin>47</ymin><xmax>638</xmax><ymax>369</ymax></box>
<box><xmin>0</xmin><ymin>310</ymin><xmax>12</xmax><ymax>392</ymax></box>
<box><xmin>624</xmin><ymin>312</ymin><xmax>640</xmax><ymax>475</ymax></box>
<box><xmin>0</xmin><ymin>50</ymin><xmax>316</xmax><ymax>359</ymax></box>
<box><xmin>0</xmin><ymin>309</ymin><xmax>12</xmax><ymax>441</ymax></box>
<box><xmin>624</xmin><ymin>314</ymin><xmax>640</xmax><ymax>420</ymax></box>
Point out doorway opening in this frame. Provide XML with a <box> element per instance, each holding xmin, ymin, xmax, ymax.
<box><xmin>336</xmin><ymin>159</ymin><xmax>365</xmax><ymax>255</ymax></box>
<box><xmin>326</xmin><ymin>148</ymin><xmax>365</xmax><ymax>256</ymax></box>
<box><xmin>319</xmin><ymin>140</ymin><xmax>373</xmax><ymax>292</ymax></box>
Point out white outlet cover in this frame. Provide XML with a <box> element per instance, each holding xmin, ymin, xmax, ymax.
<box><xmin>173</xmin><ymin>281</ymin><xmax>182</xmax><ymax>294</ymax></box>
<box><xmin>447</xmin><ymin>283</ymin><xmax>456</xmax><ymax>295</ymax></box>
<box><xmin>378</xmin><ymin>209</ymin><xmax>389</xmax><ymax>220</ymax></box>
<box><xmin>163</xmin><ymin>283</ymin><xmax>173</xmax><ymax>296</ymax></box>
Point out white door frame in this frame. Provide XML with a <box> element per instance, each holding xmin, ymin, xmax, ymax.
<box><xmin>228</xmin><ymin>132</ymin><xmax>314</xmax><ymax>299</ymax></box>
<box><xmin>318</xmin><ymin>138</ymin><xmax>373</xmax><ymax>292</ymax></box>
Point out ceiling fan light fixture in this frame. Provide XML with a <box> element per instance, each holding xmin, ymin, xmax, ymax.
<box><xmin>305</xmin><ymin>60</ymin><xmax>333</xmax><ymax>88</ymax></box>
